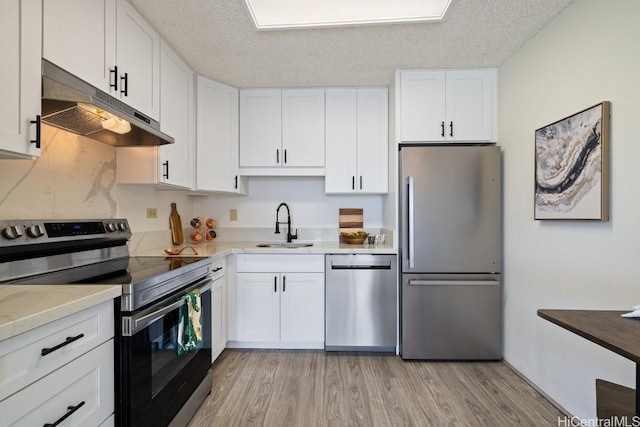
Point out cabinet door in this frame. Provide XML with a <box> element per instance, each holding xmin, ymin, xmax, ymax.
<box><xmin>236</xmin><ymin>273</ymin><xmax>280</xmax><ymax>342</ymax></box>
<box><xmin>280</xmin><ymin>273</ymin><xmax>324</xmax><ymax>343</ymax></box>
<box><xmin>0</xmin><ymin>341</ymin><xmax>114</xmax><ymax>427</ymax></box>
<box><xmin>445</xmin><ymin>70</ymin><xmax>496</xmax><ymax>142</ymax></box>
<box><xmin>325</xmin><ymin>89</ymin><xmax>357</xmax><ymax>193</ymax></box>
<box><xmin>282</xmin><ymin>89</ymin><xmax>325</xmax><ymax>167</ymax></box>
<box><xmin>159</xmin><ymin>41</ymin><xmax>194</xmax><ymax>188</ymax></box>
<box><xmin>0</xmin><ymin>0</ymin><xmax>41</xmax><ymax>159</ymax></box>
<box><xmin>239</xmin><ymin>89</ymin><xmax>281</xmax><ymax>167</ymax></box>
<box><xmin>400</xmin><ymin>71</ymin><xmax>446</xmax><ymax>142</ymax></box>
<box><xmin>356</xmin><ymin>88</ymin><xmax>388</xmax><ymax>193</ymax></box>
<box><xmin>116</xmin><ymin>0</ymin><xmax>160</xmax><ymax>120</ymax></box>
<box><xmin>43</xmin><ymin>0</ymin><xmax>116</xmax><ymax>93</ymax></box>
<box><xmin>197</xmin><ymin>77</ymin><xmax>245</xmax><ymax>193</ymax></box>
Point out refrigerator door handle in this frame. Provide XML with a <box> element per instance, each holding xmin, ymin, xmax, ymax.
<box><xmin>407</xmin><ymin>176</ymin><xmax>415</xmax><ymax>268</ymax></box>
<box><xmin>408</xmin><ymin>280</ymin><xmax>500</xmax><ymax>286</ymax></box>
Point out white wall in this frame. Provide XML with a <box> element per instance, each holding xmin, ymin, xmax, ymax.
<box><xmin>499</xmin><ymin>0</ymin><xmax>640</xmax><ymax>418</ymax></box>
<box><xmin>193</xmin><ymin>176</ymin><xmax>383</xmax><ymax>229</ymax></box>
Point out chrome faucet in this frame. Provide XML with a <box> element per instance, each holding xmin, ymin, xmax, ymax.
<box><xmin>275</xmin><ymin>202</ymin><xmax>297</xmax><ymax>243</ymax></box>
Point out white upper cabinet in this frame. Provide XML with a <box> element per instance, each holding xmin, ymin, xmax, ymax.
<box><xmin>399</xmin><ymin>69</ymin><xmax>496</xmax><ymax>142</ymax></box>
<box><xmin>196</xmin><ymin>76</ymin><xmax>247</xmax><ymax>194</ymax></box>
<box><xmin>239</xmin><ymin>89</ymin><xmax>281</xmax><ymax>168</ymax></box>
<box><xmin>116</xmin><ymin>41</ymin><xmax>194</xmax><ymax>188</ymax></box>
<box><xmin>239</xmin><ymin>88</ymin><xmax>325</xmax><ymax>175</ymax></box>
<box><xmin>43</xmin><ymin>0</ymin><xmax>116</xmax><ymax>93</ymax></box>
<box><xmin>43</xmin><ymin>0</ymin><xmax>160</xmax><ymax>121</ymax></box>
<box><xmin>281</xmin><ymin>89</ymin><xmax>325</xmax><ymax>167</ymax></box>
<box><xmin>325</xmin><ymin>88</ymin><xmax>388</xmax><ymax>194</ymax></box>
<box><xmin>158</xmin><ymin>41</ymin><xmax>194</xmax><ymax>188</ymax></box>
<box><xmin>0</xmin><ymin>0</ymin><xmax>42</xmax><ymax>159</ymax></box>
<box><xmin>116</xmin><ymin>0</ymin><xmax>160</xmax><ymax>120</ymax></box>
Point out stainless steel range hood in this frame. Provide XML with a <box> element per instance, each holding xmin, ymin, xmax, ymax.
<box><xmin>41</xmin><ymin>60</ymin><xmax>174</xmax><ymax>147</ymax></box>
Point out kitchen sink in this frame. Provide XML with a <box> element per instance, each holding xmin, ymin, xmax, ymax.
<box><xmin>256</xmin><ymin>242</ymin><xmax>314</xmax><ymax>248</ymax></box>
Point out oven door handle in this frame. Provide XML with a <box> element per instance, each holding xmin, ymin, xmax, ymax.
<box><xmin>125</xmin><ymin>278</ymin><xmax>213</xmax><ymax>335</ymax></box>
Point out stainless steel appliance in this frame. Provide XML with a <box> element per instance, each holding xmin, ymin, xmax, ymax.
<box><xmin>41</xmin><ymin>60</ymin><xmax>174</xmax><ymax>147</ymax></box>
<box><xmin>399</xmin><ymin>145</ymin><xmax>502</xmax><ymax>360</ymax></box>
<box><xmin>325</xmin><ymin>254</ymin><xmax>397</xmax><ymax>352</ymax></box>
<box><xmin>0</xmin><ymin>219</ymin><xmax>212</xmax><ymax>427</ymax></box>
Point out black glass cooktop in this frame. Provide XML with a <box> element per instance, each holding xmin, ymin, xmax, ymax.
<box><xmin>78</xmin><ymin>256</ymin><xmax>211</xmax><ymax>286</ymax></box>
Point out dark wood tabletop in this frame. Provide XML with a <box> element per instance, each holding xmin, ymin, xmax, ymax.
<box><xmin>537</xmin><ymin>309</ymin><xmax>640</xmax><ymax>364</ymax></box>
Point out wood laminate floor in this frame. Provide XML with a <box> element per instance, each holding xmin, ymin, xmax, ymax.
<box><xmin>189</xmin><ymin>349</ymin><xmax>563</xmax><ymax>427</ymax></box>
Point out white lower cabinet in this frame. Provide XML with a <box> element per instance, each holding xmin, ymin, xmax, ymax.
<box><xmin>0</xmin><ymin>300</ymin><xmax>115</xmax><ymax>426</ymax></box>
<box><xmin>233</xmin><ymin>255</ymin><xmax>324</xmax><ymax>349</ymax></box>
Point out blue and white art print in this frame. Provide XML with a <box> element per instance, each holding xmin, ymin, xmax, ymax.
<box><xmin>534</xmin><ymin>102</ymin><xmax>610</xmax><ymax>220</ymax></box>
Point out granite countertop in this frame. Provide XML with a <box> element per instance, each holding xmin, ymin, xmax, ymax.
<box><xmin>133</xmin><ymin>240</ymin><xmax>397</xmax><ymax>258</ymax></box>
<box><xmin>0</xmin><ymin>284</ymin><xmax>122</xmax><ymax>341</ymax></box>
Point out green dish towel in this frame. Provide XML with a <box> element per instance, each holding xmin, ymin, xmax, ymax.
<box><xmin>178</xmin><ymin>289</ymin><xmax>202</xmax><ymax>355</ymax></box>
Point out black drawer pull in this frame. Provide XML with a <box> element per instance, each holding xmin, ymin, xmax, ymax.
<box><xmin>109</xmin><ymin>66</ymin><xmax>118</xmax><ymax>91</ymax></box>
<box><xmin>162</xmin><ymin>161</ymin><xmax>169</xmax><ymax>179</ymax></box>
<box><xmin>41</xmin><ymin>333</ymin><xmax>85</xmax><ymax>357</ymax></box>
<box><xmin>440</xmin><ymin>121</ymin><xmax>445</xmax><ymax>137</ymax></box>
<box><xmin>43</xmin><ymin>401</ymin><xmax>85</xmax><ymax>427</ymax></box>
<box><xmin>121</xmin><ymin>72</ymin><xmax>128</xmax><ymax>96</ymax></box>
<box><xmin>30</xmin><ymin>115</ymin><xmax>41</xmax><ymax>149</ymax></box>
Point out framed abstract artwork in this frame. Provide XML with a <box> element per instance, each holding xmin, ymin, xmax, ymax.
<box><xmin>534</xmin><ymin>101</ymin><xmax>610</xmax><ymax>220</ymax></box>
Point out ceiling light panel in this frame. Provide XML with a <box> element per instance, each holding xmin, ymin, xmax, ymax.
<box><xmin>244</xmin><ymin>0</ymin><xmax>453</xmax><ymax>30</ymax></box>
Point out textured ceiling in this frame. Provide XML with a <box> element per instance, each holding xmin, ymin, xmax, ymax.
<box><xmin>129</xmin><ymin>0</ymin><xmax>575</xmax><ymax>88</ymax></box>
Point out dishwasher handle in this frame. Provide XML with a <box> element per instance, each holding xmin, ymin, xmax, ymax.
<box><xmin>331</xmin><ymin>264</ymin><xmax>392</xmax><ymax>270</ymax></box>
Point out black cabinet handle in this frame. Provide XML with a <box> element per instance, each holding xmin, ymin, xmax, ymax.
<box><xmin>276</xmin><ymin>149</ymin><xmax>280</xmax><ymax>164</ymax></box>
<box><xmin>441</xmin><ymin>121</ymin><xmax>445</xmax><ymax>137</ymax></box>
<box><xmin>234</xmin><ymin>175</ymin><xmax>238</xmax><ymax>189</ymax></box>
<box><xmin>121</xmin><ymin>72</ymin><xmax>128</xmax><ymax>96</ymax></box>
<box><xmin>41</xmin><ymin>333</ymin><xmax>84</xmax><ymax>357</ymax></box>
<box><xmin>284</xmin><ymin>149</ymin><xmax>287</xmax><ymax>164</ymax></box>
<box><xmin>30</xmin><ymin>115</ymin><xmax>41</xmax><ymax>149</ymax></box>
<box><xmin>352</xmin><ymin>176</ymin><xmax>355</xmax><ymax>190</ymax></box>
<box><xmin>274</xmin><ymin>276</ymin><xmax>277</xmax><ymax>292</ymax></box>
<box><xmin>359</xmin><ymin>176</ymin><xmax>363</xmax><ymax>190</ymax></box>
<box><xmin>283</xmin><ymin>276</ymin><xmax>286</xmax><ymax>292</ymax></box>
<box><xmin>109</xmin><ymin>66</ymin><xmax>118</xmax><ymax>91</ymax></box>
<box><xmin>449</xmin><ymin>121</ymin><xmax>453</xmax><ymax>137</ymax></box>
<box><xmin>43</xmin><ymin>401</ymin><xmax>85</xmax><ymax>427</ymax></box>
<box><xmin>162</xmin><ymin>161</ymin><xmax>169</xmax><ymax>179</ymax></box>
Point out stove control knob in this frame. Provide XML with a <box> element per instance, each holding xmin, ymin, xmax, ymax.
<box><xmin>2</xmin><ymin>225</ymin><xmax>24</xmax><ymax>240</ymax></box>
<box><xmin>117</xmin><ymin>222</ymin><xmax>128</xmax><ymax>232</ymax></box>
<box><xmin>106</xmin><ymin>223</ymin><xmax>117</xmax><ymax>232</ymax></box>
<box><xmin>26</xmin><ymin>224</ymin><xmax>45</xmax><ymax>238</ymax></box>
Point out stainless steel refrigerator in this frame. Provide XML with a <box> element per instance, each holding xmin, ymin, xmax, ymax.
<box><xmin>399</xmin><ymin>145</ymin><xmax>502</xmax><ymax>360</ymax></box>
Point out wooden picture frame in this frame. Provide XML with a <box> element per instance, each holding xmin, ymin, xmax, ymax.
<box><xmin>534</xmin><ymin>101</ymin><xmax>610</xmax><ymax>220</ymax></box>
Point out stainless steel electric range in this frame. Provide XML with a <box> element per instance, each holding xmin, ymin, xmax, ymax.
<box><xmin>0</xmin><ymin>219</ymin><xmax>213</xmax><ymax>427</ymax></box>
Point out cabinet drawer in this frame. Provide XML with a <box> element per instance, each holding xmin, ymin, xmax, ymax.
<box><xmin>0</xmin><ymin>300</ymin><xmax>114</xmax><ymax>401</ymax></box>
<box><xmin>236</xmin><ymin>254</ymin><xmax>324</xmax><ymax>273</ymax></box>
<box><xmin>0</xmin><ymin>339</ymin><xmax>115</xmax><ymax>426</ymax></box>
<box><xmin>211</xmin><ymin>257</ymin><xmax>225</xmax><ymax>280</ymax></box>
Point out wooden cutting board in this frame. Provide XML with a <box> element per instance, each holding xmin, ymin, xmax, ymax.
<box><xmin>170</xmin><ymin>203</ymin><xmax>184</xmax><ymax>245</ymax></box>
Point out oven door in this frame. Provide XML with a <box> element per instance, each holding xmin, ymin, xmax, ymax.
<box><xmin>118</xmin><ymin>277</ymin><xmax>212</xmax><ymax>427</ymax></box>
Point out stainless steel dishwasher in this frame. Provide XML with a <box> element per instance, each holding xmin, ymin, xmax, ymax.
<box><xmin>325</xmin><ymin>254</ymin><xmax>397</xmax><ymax>352</ymax></box>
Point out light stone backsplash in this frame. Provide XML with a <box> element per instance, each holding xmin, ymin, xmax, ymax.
<box><xmin>0</xmin><ymin>126</ymin><xmax>117</xmax><ymax>219</ymax></box>
<box><xmin>129</xmin><ymin>226</ymin><xmax>394</xmax><ymax>253</ymax></box>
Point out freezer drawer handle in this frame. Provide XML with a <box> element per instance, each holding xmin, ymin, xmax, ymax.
<box><xmin>331</xmin><ymin>264</ymin><xmax>391</xmax><ymax>270</ymax></box>
<box><xmin>408</xmin><ymin>280</ymin><xmax>500</xmax><ymax>286</ymax></box>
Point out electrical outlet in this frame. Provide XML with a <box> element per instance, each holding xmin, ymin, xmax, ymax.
<box><xmin>146</xmin><ymin>208</ymin><xmax>158</xmax><ymax>219</ymax></box>
<box><xmin>230</xmin><ymin>209</ymin><xmax>238</xmax><ymax>221</ymax></box>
